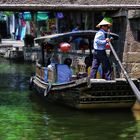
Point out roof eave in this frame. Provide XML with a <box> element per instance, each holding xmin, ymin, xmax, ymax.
<box><xmin>1</xmin><ymin>4</ymin><xmax>140</xmax><ymax>11</ymax></box>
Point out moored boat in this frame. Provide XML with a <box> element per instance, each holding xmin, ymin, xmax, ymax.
<box><xmin>30</xmin><ymin>30</ymin><xmax>140</xmax><ymax>109</ymax></box>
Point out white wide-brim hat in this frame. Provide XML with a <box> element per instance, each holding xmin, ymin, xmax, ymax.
<box><xmin>96</xmin><ymin>17</ymin><xmax>113</xmax><ymax>28</ymax></box>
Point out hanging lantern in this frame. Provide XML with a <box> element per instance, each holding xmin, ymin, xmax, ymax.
<box><xmin>59</xmin><ymin>42</ymin><xmax>71</xmax><ymax>53</ymax></box>
<box><xmin>105</xmin><ymin>43</ymin><xmax>110</xmax><ymax>49</ymax></box>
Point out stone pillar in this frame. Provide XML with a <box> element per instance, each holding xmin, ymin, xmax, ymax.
<box><xmin>123</xmin><ymin>10</ymin><xmax>140</xmax><ymax>78</ymax></box>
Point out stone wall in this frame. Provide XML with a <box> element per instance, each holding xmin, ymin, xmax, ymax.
<box><xmin>23</xmin><ymin>47</ymin><xmax>41</xmax><ymax>62</ymax></box>
<box><xmin>123</xmin><ymin>10</ymin><xmax>140</xmax><ymax>78</ymax></box>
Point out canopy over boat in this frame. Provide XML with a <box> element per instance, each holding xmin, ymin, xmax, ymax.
<box><xmin>34</xmin><ymin>30</ymin><xmax>119</xmax><ymax>46</ymax></box>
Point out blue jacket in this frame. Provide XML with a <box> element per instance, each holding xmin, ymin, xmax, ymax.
<box><xmin>94</xmin><ymin>29</ymin><xmax>107</xmax><ymax>50</ymax></box>
<box><xmin>57</xmin><ymin>64</ymin><xmax>73</xmax><ymax>83</ymax></box>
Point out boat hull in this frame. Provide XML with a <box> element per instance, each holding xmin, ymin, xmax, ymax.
<box><xmin>31</xmin><ymin>76</ymin><xmax>138</xmax><ymax>109</ymax></box>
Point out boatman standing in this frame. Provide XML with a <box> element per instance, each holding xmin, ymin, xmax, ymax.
<box><xmin>90</xmin><ymin>17</ymin><xmax>113</xmax><ymax>80</ymax></box>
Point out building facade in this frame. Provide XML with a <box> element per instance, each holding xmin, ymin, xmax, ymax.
<box><xmin>0</xmin><ymin>0</ymin><xmax>140</xmax><ymax>78</ymax></box>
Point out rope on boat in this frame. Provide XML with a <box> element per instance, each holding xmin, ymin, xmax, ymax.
<box><xmin>44</xmin><ymin>82</ymin><xmax>52</xmax><ymax>96</ymax></box>
<box><xmin>29</xmin><ymin>76</ymin><xmax>34</xmax><ymax>90</ymax></box>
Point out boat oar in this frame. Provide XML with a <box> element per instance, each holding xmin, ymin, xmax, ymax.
<box><xmin>109</xmin><ymin>42</ymin><xmax>140</xmax><ymax>103</ymax></box>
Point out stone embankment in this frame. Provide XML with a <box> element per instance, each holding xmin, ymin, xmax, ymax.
<box><xmin>0</xmin><ymin>39</ymin><xmax>41</xmax><ymax>61</ymax></box>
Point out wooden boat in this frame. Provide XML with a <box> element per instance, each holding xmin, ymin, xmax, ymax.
<box><xmin>30</xmin><ymin>30</ymin><xmax>140</xmax><ymax>109</ymax></box>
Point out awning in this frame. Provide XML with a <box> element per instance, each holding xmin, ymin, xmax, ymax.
<box><xmin>23</xmin><ymin>12</ymin><xmax>32</xmax><ymax>21</ymax></box>
<box><xmin>37</xmin><ymin>12</ymin><xmax>49</xmax><ymax>21</ymax></box>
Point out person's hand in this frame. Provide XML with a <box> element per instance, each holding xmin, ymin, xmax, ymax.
<box><xmin>106</xmin><ymin>38</ymin><xmax>112</xmax><ymax>42</ymax></box>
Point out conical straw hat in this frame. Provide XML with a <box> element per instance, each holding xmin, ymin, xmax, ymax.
<box><xmin>96</xmin><ymin>17</ymin><xmax>113</xmax><ymax>28</ymax></box>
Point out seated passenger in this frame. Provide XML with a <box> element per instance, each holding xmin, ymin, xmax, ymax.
<box><xmin>57</xmin><ymin>58</ymin><xmax>73</xmax><ymax>83</ymax></box>
<box><xmin>84</xmin><ymin>54</ymin><xmax>93</xmax><ymax>72</ymax></box>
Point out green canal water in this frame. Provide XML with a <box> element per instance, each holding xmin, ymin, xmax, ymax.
<box><xmin>0</xmin><ymin>58</ymin><xmax>140</xmax><ymax>140</ymax></box>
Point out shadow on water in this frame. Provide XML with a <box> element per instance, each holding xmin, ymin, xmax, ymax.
<box><xmin>0</xmin><ymin>57</ymin><xmax>140</xmax><ymax>140</ymax></box>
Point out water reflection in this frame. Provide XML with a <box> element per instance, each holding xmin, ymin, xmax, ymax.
<box><xmin>132</xmin><ymin>110</ymin><xmax>140</xmax><ymax>140</ymax></box>
<box><xmin>30</xmin><ymin>93</ymin><xmax>137</xmax><ymax>140</ymax></box>
<box><xmin>0</xmin><ymin>57</ymin><xmax>139</xmax><ymax>140</ymax></box>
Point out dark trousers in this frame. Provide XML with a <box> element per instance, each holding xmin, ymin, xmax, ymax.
<box><xmin>90</xmin><ymin>50</ymin><xmax>111</xmax><ymax>80</ymax></box>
